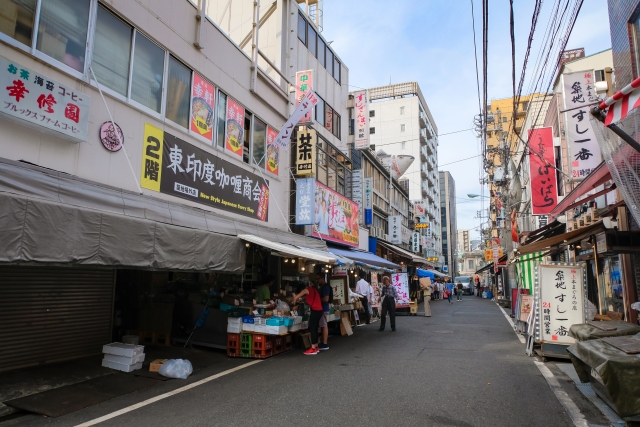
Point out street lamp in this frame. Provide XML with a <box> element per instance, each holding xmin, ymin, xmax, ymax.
<box><xmin>467</xmin><ymin>193</ymin><xmax>490</xmax><ymax>199</ymax></box>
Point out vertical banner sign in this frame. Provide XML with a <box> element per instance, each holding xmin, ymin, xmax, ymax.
<box><xmin>562</xmin><ymin>71</ymin><xmax>602</xmax><ymax>180</ymax></box>
<box><xmin>388</xmin><ymin>215</ymin><xmax>402</xmax><ymax>244</ymax></box>
<box><xmin>364</xmin><ymin>177</ymin><xmax>373</xmax><ymax>225</ymax></box>
<box><xmin>272</xmin><ymin>90</ymin><xmax>319</xmax><ymax>150</ymax></box>
<box><xmin>370</xmin><ymin>272</ymin><xmax>380</xmax><ymax>306</ymax></box>
<box><xmin>295</xmin><ymin>178</ymin><xmax>315</xmax><ymax>225</ymax></box>
<box><xmin>190</xmin><ymin>73</ymin><xmax>214</xmax><ymax>140</ymax></box>
<box><xmin>353</xmin><ymin>90</ymin><xmax>369</xmax><ymax>149</ymax></box>
<box><xmin>528</xmin><ymin>127</ymin><xmax>558</xmax><ymax>215</ymax></box>
<box><xmin>330</xmin><ymin>278</ymin><xmax>346</xmax><ymax>305</ymax></box>
<box><xmin>313</xmin><ymin>181</ymin><xmax>359</xmax><ymax>246</ymax></box>
<box><xmin>412</xmin><ymin>232</ymin><xmax>420</xmax><ymax>253</ymax></box>
<box><xmin>351</xmin><ymin>170</ymin><xmax>363</xmax><ymax>226</ymax></box>
<box><xmin>401</xmin><ymin>224</ymin><xmax>411</xmax><ymax>244</ymax></box>
<box><xmin>225</xmin><ymin>97</ymin><xmax>245</xmax><ymax>158</ymax></box>
<box><xmin>296</xmin><ymin>127</ymin><xmax>316</xmax><ymax>176</ymax></box>
<box><xmin>266</xmin><ymin>127</ymin><xmax>280</xmax><ymax>175</ymax></box>
<box><xmin>539</xmin><ymin>264</ymin><xmax>585</xmax><ymax>344</ymax></box>
<box><xmin>295</xmin><ymin>70</ymin><xmax>314</xmax><ymax>122</ymax></box>
<box><xmin>141</xmin><ymin>123</ymin><xmax>164</xmax><ymax>192</ymax></box>
<box><xmin>391</xmin><ymin>273</ymin><xmax>410</xmax><ymax>306</ymax></box>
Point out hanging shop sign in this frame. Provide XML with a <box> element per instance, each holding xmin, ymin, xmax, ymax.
<box><xmin>370</xmin><ymin>272</ymin><xmax>380</xmax><ymax>306</ymax></box>
<box><xmin>391</xmin><ymin>272</ymin><xmax>410</xmax><ymax>306</ymax></box>
<box><xmin>330</xmin><ymin>278</ymin><xmax>346</xmax><ymax>305</ymax></box>
<box><xmin>99</xmin><ymin>121</ymin><xmax>123</xmax><ymax>152</ymax></box>
<box><xmin>413</xmin><ymin>200</ymin><xmax>427</xmax><ymax>218</ymax></box>
<box><xmin>141</xmin><ymin>123</ymin><xmax>269</xmax><ymax>221</ymax></box>
<box><xmin>562</xmin><ymin>70</ymin><xmax>602</xmax><ymax>180</ymax></box>
<box><xmin>295</xmin><ymin>70</ymin><xmax>314</xmax><ymax>123</ymax></box>
<box><xmin>484</xmin><ymin>248</ymin><xmax>504</xmax><ymax>262</ymax></box>
<box><xmin>401</xmin><ymin>223</ymin><xmax>411</xmax><ymax>244</ymax></box>
<box><xmin>295</xmin><ymin>178</ymin><xmax>315</xmax><ymax>225</ymax></box>
<box><xmin>190</xmin><ymin>73</ymin><xmax>215</xmax><ymax>140</ymax></box>
<box><xmin>364</xmin><ymin>177</ymin><xmax>373</xmax><ymax>225</ymax></box>
<box><xmin>412</xmin><ymin>232</ymin><xmax>420</xmax><ymax>253</ymax></box>
<box><xmin>528</xmin><ymin>127</ymin><xmax>558</xmax><ymax>215</ymax></box>
<box><xmin>0</xmin><ymin>55</ymin><xmax>90</xmax><ymax>142</ymax></box>
<box><xmin>415</xmin><ymin>222</ymin><xmax>430</xmax><ymax>229</ymax></box>
<box><xmin>538</xmin><ymin>263</ymin><xmax>585</xmax><ymax>344</ymax></box>
<box><xmin>353</xmin><ymin>90</ymin><xmax>369</xmax><ymax>150</ymax></box>
<box><xmin>272</xmin><ymin>90</ymin><xmax>319</xmax><ymax>150</ymax></box>
<box><xmin>312</xmin><ymin>181</ymin><xmax>359</xmax><ymax>247</ymax></box>
<box><xmin>388</xmin><ymin>215</ymin><xmax>402</xmax><ymax>244</ymax></box>
<box><xmin>266</xmin><ymin>127</ymin><xmax>280</xmax><ymax>175</ymax></box>
<box><xmin>295</xmin><ymin>126</ymin><xmax>316</xmax><ymax>176</ymax></box>
<box><xmin>225</xmin><ymin>97</ymin><xmax>245</xmax><ymax>158</ymax></box>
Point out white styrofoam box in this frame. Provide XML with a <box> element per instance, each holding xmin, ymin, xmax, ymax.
<box><xmin>227</xmin><ymin>323</ymin><xmax>242</xmax><ymax>333</ymax></box>
<box><xmin>121</xmin><ymin>335</ymin><xmax>140</xmax><ymax>345</ymax></box>
<box><xmin>254</xmin><ymin>324</ymin><xmax>267</xmax><ymax>333</ymax></box>
<box><xmin>266</xmin><ymin>325</ymin><xmax>287</xmax><ymax>335</ymax></box>
<box><xmin>254</xmin><ymin>317</ymin><xmax>266</xmax><ymax>325</ymax></box>
<box><xmin>102</xmin><ymin>358</ymin><xmax>143</xmax><ymax>372</ymax></box>
<box><xmin>227</xmin><ymin>317</ymin><xmax>242</xmax><ymax>325</ymax></box>
<box><xmin>103</xmin><ymin>353</ymin><xmax>145</xmax><ymax>366</ymax></box>
<box><xmin>288</xmin><ymin>324</ymin><xmax>301</xmax><ymax>332</ymax></box>
<box><xmin>243</xmin><ymin>323</ymin><xmax>255</xmax><ymax>332</ymax></box>
<box><xmin>102</xmin><ymin>343</ymin><xmax>144</xmax><ymax>358</ymax></box>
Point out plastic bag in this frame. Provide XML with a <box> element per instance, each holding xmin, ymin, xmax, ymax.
<box><xmin>158</xmin><ymin>359</ymin><xmax>193</xmax><ymax>379</ymax></box>
<box><xmin>276</xmin><ymin>300</ymin><xmax>290</xmax><ymax>313</ymax></box>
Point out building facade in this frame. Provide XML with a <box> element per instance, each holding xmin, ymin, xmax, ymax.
<box><xmin>457</xmin><ymin>229</ymin><xmax>471</xmax><ymax>253</ymax></box>
<box><xmin>439</xmin><ymin>171</ymin><xmax>457</xmax><ymax>276</ymax></box>
<box><xmin>458</xmin><ymin>250</ymin><xmax>486</xmax><ymax>278</ymax></box>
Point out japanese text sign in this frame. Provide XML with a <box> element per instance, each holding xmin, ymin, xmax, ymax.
<box><xmin>295</xmin><ymin>127</ymin><xmax>316</xmax><ymax>176</ymax></box>
<box><xmin>353</xmin><ymin>90</ymin><xmax>369</xmax><ymax>149</ymax></box>
<box><xmin>391</xmin><ymin>273</ymin><xmax>410</xmax><ymax>306</ymax></box>
<box><xmin>401</xmin><ymin>223</ymin><xmax>411</xmax><ymax>244</ymax></box>
<box><xmin>364</xmin><ymin>177</ymin><xmax>373</xmax><ymax>225</ymax></box>
<box><xmin>313</xmin><ymin>181</ymin><xmax>359</xmax><ymax>247</ymax></box>
<box><xmin>266</xmin><ymin>127</ymin><xmax>280</xmax><ymax>175</ymax></box>
<box><xmin>141</xmin><ymin>123</ymin><xmax>269</xmax><ymax>221</ymax></box>
<box><xmin>272</xmin><ymin>90</ymin><xmax>319</xmax><ymax>151</ymax></box>
<box><xmin>412</xmin><ymin>232</ymin><xmax>420</xmax><ymax>253</ymax></box>
<box><xmin>295</xmin><ymin>70</ymin><xmax>314</xmax><ymax>123</ymax></box>
<box><xmin>225</xmin><ymin>97</ymin><xmax>245</xmax><ymax>158</ymax></box>
<box><xmin>528</xmin><ymin>127</ymin><xmax>558</xmax><ymax>215</ymax></box>
<box><xmin>539</xmin><ymin>264</ymin><xmax>584</xmax><ymax>344</ymax></box>
<box><xmin>562</xmin><ymin>71</ymin><xmax>602</xmax><ymax>180</ymax></box>
<box><xmin>330</xmin><ymin>278</ymin><xmax>346</xmax><ymax>305</ymax></box>
<box><xmin>190</xmin><ymin>73</ymin><xmax>215</xmax><ymax>141</ymax></box>
<box><xmin>388</xmin><ymin>215</ymin><xmax>402</xmax><ymax>244</ymax></box>
<box><xmin>295</xmin><ymin>178</ymin><xmax>315</xmax><ymax>225</ymax></box>
<box><xmin>1</xmin><ymin>55</ymin><xmax>89</xmax><ymax>142</ymax></box>
<box><xmin>370</xmin><ymin>272</ymin><xmax>380</xmax><ymax>306</ymax></box>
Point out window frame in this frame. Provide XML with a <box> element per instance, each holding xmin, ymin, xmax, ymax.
<box><xmin>164</xmin><ymin>54</ymin><xmax>193</xmax><ymax>130</ymax></box>
<box><xmin>370</xmin><ymin>127</ymin><xmax>375</xmax><ymax>134</ymax></box>
<box><xmin>297</xmin><ymin>12</ymin><xmax>307</xmax><ymax>45</ymax></box>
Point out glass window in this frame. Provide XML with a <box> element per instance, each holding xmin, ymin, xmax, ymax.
<box><xmin>400</xmin><ymin>124</ymin><xmax>405</xmax><ymax>132</ymax></box>
<box><xmin>325</xmin><ymin>105</ymin><xmax>333</xmax><ymax>133</ymax></box>
<box><xmin>333</xmin><ymin>112</ymin><xmax>340</xmax><ymax>138</ymax></box>
<box><xmin>0</xmin><ymin>0</ymin><xmax>36</xmax><ymax>45</ymax></box>
<box><xmin>253</xmin><ymin>117</ymin><xmax>266</xmax><ymax>169</ymax></box>
<box><xmin>401</xmin><ymin>142</ymin><xmax>406</xmax><ymax>149</ymax></box>
<box><xmin>131</xmin><ymin>32</ymin><xmax>165</xmax><ymax>113</ymax></box>
<box><xmin>400</xmin><ymin>106</ymin><xmax>405</xmax><ymax>114</ymax></box>
<box><xmin>243</xmin><ymin>111</ymin><xmax>252</xmax><ymax>163</ymax></box>
<box><xmin>468</xmin><ymin>259</ymin><xmax>475</xmax><ymax>269</ymax></box>
<box><xmin>369</xmin><ymin>110</ymin><xmax>375</xmax><ymax>117</ymax></box>
<box><xmin>326</xmin><ymin>48</ymin><xmax>333</xmax><ymax>76</ymax></box>
<box><xmin>297</xmin><ymin>13</ymin><xmax>306</xmax><ymax>45</ymax></box>
<box><xmin>92</xmin><ymin>6</ymin><xmax>132</xmax><ymax>96</ymax></box>
<box><xmin>36</xmin><ymin>0</ymin><xmax>91</xmax><ymax>72</ymax></box>
<box><xmin>317</xmin><ymin>37</ymin><xmax>325</xmax><ymax>67</ymax></box>
<box><xmin>165</xmin><ymin>56</ymin><xmax>191</xmax><ymax>128</ymax></box>
<box><xmin>308</xmin><ymin>24</ymin><xmax>317</xmax><ymax>57</ymax></box>
<box><xmin>370</xmin><ymin>127</ymin><xmax>375</xmax><ymax>134</ymax></box>
<box><xmin>333</xmin><ymin>58</ymin><xmax>340</xmax><ymax>82</ymax></box>
<box><xmin>216</xmin><ymin>91</ymin><xmax>227</xmax><ymax>147</ymax></box>
<box><xmin>315</xmin><ymin>96</ymin><xmax>324</xmax><ymax>124</ymax></box>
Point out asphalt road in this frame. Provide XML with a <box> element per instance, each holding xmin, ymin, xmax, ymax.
<box><xmin>12</xmin><ymin>296</ymin><xmax>575</xmax><ymax>427</ymax></box>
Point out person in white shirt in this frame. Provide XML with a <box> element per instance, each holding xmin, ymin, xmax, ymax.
<box><xmin>355</xmin><ymin>277</ymin><xmax>371</xmax><ymax>324</ymax></box>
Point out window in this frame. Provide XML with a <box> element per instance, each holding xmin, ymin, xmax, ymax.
<box><xmin>0</xmin><ymin>0</ymin><xmax>36</xmax><ymax>46</ymax></box>
<box><xmin>297</xmin><ymin>13</ymin><xmax>306</xmax><ymax>45</ymax></box>
<box><xmin>369</xmin><ymin>110</ymin><xmax>375</xmax><ymax>117</ymax></box>
<box><xmin>253</xmin><ymin>118</ymin><xmax>267</xmax><ymax>168</ymax></box>
<box><xmin>370</xmin><ymin>127</ymin><xmax>375</xmax><ymax>134</ymax></box>
<box><xmin>317</xmin><ymin>37</ymin><xmax>326</xmax><ymax>67</ymax></box>
<box><xmin>308</xmin><ymin>24</ymin><xmax>317</xmax><ymax>58</ymax></box>
<box><xmin>165</xmin><ymin>56</ymin><xmax>191</xmax><ymax>128</ymax></box>
<box><xmin>401</xmin><ymin>142</ymin><xmax>406</xmax><ymax>149</ymax></box>
<box><xmin>37</xmin><ymin>0</ymin><xmax>91</xmax><ymax>72</ymax></box>
<box><xmin>502</xmin><ymin>117</ymin><xmax>507</xmax><ymax>122</ymax></box>
<box><xmin>243</xmin><ymin>111</ymin><xmax>252</xmax><ymax>163</ymax></box>
<box><xmin>333</xmin><ymin>58</ymin><xmax>340</xmax><ymax>83</ymax></box>
<box><xmin>595</xmin><ymin>69</ymin><xmax>606</xmax><ymax>82</ymax></box>
<box><xmin>315</xmin><ymin>96</ymin><xmax>325</xmax><ymax>124</ymax></box>
<box><xmin>349</xmin><ymin>118</ymin><xmax>354</xmax><ymax>135</ymax></box>
<box><xmin>216</xmin><ymin>91</ymin><xmax>228</xmax><ymax>147</ymax></box>
<box><xmin>333</xmin><ymin>112</ymin><xmax>341</xmax><ymax>139</ymax></box>
<box><xmin>400</xmin><ymin>106</ymin><xmax>405</xmax><ymax>115</ymax></box>
<box><xmin>468</xmin><ymin>259</ymin><xmax>475</xmax><ymax>269</ymax></box>
<box><xmin>326</xmin><ymin>47</ymin><xmax>333</xmax><ymax>76</ymax></box>
<box><xmin>400</xmin><ymin>124</ymin><xmax>405</xmax><ymax>132</ymax></box>
<box><xmin>93</xmin><ymin>6</ymin><xmax>132</xmax><ymax>96</ymax></box>
<box><xmin>131</xmin><ymin>32</ymin><xmax>165</xmax><ymax>113</ymax></box>
<box><xmin>325</xmin><ymin>104</ymin><xmax>333</xmax><ymax>133</ymax></box>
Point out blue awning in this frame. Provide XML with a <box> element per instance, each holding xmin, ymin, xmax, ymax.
<box><xmin>327</xmin><ymin>246</ymin><xmax>401</xmax><ymax>270</ymax></box>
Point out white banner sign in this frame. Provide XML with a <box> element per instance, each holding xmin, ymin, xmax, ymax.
<box><xmin>412</xmin><ymin>232</ymin><xmax>420</xmax><ymax>253</ymax></box>
<box><xmin>353</xmin><ymin>90</ymin><xmax>369</xmax><ymax>149</ymax></box>
<box><xmin>272</xmin><ymin>90</ymin><xmax>319</xmax><ymax>151</ymax></box>
<box><xmin>539</xmin><ymin>264</ymin><xmax>585</xmax><ymax>344</ymax></box>
<box><xmin>562</xmin><ymin>71</ymin><xmax>602</xmax><ymax>180</ymax></box>
<box><xmin>295</xmin><ymin>178</ymin><xmax>315</xmax><ymax>225</ymax></box>
<box><xmin>401</xmin><ymin>223</ymin><xmax>411</xmax><ymax>244</ymax></box>
<box><xmin>388</xmin><ymin>215</ymin><xmax>402</xmax><ymax>244</ymax></box>
<box><xmin>391</xmin><ymin>273</ymin><xmax>410</xmax><ymax>305</ymax></box>
<box><xmin>364</xmin><ymin>177</ymin><xmax>373</xmax><ymax>210</ymax></box>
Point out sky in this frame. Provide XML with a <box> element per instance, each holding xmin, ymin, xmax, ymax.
<box><xmin>321</xmin><ymin>0</ymin><xmax>612</xmax><ymax>240</ymax></box>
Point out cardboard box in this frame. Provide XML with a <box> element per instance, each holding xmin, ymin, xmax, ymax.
<box><xmin>266</xmin><ymin>325</ymin><xmax>287</xmax><ymax>335</ymax></box>
<box><xmin>102</xmin><ymin>359</ymin><xmax>143</xmax><ymax>372</ymax></box>
<box><xmin>104</xmin><ymin>353</ymin><xmax>145</xmax><ymax>366</ymax></box>
<box><xmin>102</xmin><ymin>343</ymin><xmax>144</xmax><ymax>358</ymax></box>
<box><xmin>149</xmin><ymin>359</ymin><xmax>168</xmax><ymax>372</ymax></box>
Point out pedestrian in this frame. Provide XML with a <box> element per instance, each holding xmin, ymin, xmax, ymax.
<box><xmin>456</xmin><ymin>280</ymin><xmax>464</xmax><ymax>301</ymax></box>
<box><xmin>475</xmin><ymin>276</ymin><xmax>482</xmax><ymax>298</ymax></box>
<box><xmin>317</xmin><ymin>276</ymin><xmax>332</xmax><ymax>351</ymax></box>
<box><xmin>420</xmin><ymin>277</ymin><xmax>432</xmax><ymax>316</ymax></box>
<box><xmin>379</xmin><ymin>276</ymin><xmax>398</xmax><ymax>331</ymax></box>
<box><xmin>445</xmin><ymin>280</ymin><xmax>453</xmax><ymax>304</ymax></box>
<box><xmin>355</xmin><ymin>276</ymin><xmax>371</xmax><ymax>324</ymax></box>
<box><xmin>433</xmin><ymin>281</ymin><xmax>440</xmax><ymax>300</ymax></box>
<box><xmin>292</xmin><ymin>280</ymin><xmax>324</xmax><ymax>355</ymax></box>
<box><xmin>368</xmin><ymin>283</ymin><xmax>375</xmax><ymax>317</ymax></box>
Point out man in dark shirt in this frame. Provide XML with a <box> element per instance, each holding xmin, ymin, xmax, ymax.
<box><xmin>318</xmin><ymin>276</ymin><xmax>332</xmax><ymax>350</ymax></box>
<box><xmin>379</xmin><ymin>276</ymin><xmax>398</xmax><ymax>332</ymax></box>
<box><xmin>456</xmin><ymin>281</ymin><xmax>464</xmax><ymax>301</ymax></box>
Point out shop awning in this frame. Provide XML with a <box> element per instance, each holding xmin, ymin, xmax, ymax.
<box><xmin>327</xmin><ymin>246</ymin><xmax>400</xmax><ymax>270</ymax></box>
<box><xmin>427</xmin><ymin>269</ymin><xmax>450</xmax><ymax>278</ymax></box>
<box><xmin>475</xmin><ymin>255</ymin><xmax>506</xmax><ymax>274</ymax></box>
<box><xmin>516</xmin><ymin>222</ymin><xmax>604</xmax><ymax>255</ymax></box>
<box><xmin>377</xmin><ymin>241</ymin><xmax>430</xmax><ymax>264</ymax></box>
<box><xmin>239</xmin><ymin>235</ymin><xmax>336</xmax><ymax>264</ymax></box>
<box><xmin>550</xmin><ymin>162</ymin><xmax>612</xmax><ymax>218</ymax></box>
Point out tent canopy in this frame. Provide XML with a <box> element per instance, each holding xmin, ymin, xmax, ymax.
<box><xmin>417</xmin><ymin>269</ymin><xmax>435</xmax><ymax>279</ymax></box>
<box><xmin>328</xmin><ymin>246</ymin><xmax>400</xmax><ymax>270</ymax></box>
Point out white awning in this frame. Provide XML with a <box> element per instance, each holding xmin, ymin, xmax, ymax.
<box><xmin>378</xmin><ymin>241</ymin><xmax>430</xmax><ymax>264</ymax></box>
<box><xmin>238</xmin><ymin>235</ymin><xmax>337</xmax><ymax>264</ymax></box>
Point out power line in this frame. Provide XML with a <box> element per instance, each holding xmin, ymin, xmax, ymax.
<box><xmin>470</xmin><ymin>0</ymin><xmax>482</xmax><ymax>118</ymax></box>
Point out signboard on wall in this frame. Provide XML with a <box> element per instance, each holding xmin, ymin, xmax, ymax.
<box><xmin>391</xmin><ymin>273</ymin><xmax>409</xmax><ymax>306</ymax></box>
<box><xmin>295</xmin><ymin>70</ymin><xmax>314</xmax><ymax>123</ymax></box>
<box><xmin>412</xmin><ymin>232</ymin><xmax>420</xmax><ymax>253</ymax></box>
<box><xmin>330</xmin><ymin>277</ymin><xmax>346</xmax><ymax>305</ymax></box>
<box><xmin>190</xmin><ymin>73</ymin><xmax>215</xmax><ymax>140</ymax></box>
<box><xmin>370</xmin><ymin>272</ymin><xmax>380</xmax><ymax>306</ymax></box>
<box><xmin>0</xmin><ymin>55</ymin><xmax>90</xmax><ymax>142</ymax></box>
<box><xmin>295</xmin><ymin>127</ymin><xmax>316</xmax><ymax>176</ymax></box>
<box><xmin>272</xmin><ymin>90</ymin><xmax>319</xmax><ymax>151</ymax></box>
<box><xmin>388</xmin><ymin>215</ymin><xmax>402</xmax><ymax>244</ymax></box>
<box><xmin>295</xmin><ymin>178</ymin><xmax>315</xmax><ymax>225</ymax></box>
<box><xmin>266</xmin><ymin>127</ymin><xmax>280</xmax><ymax>175</ymax></box>
<box><xmin>141</xmin><ymin>123</ymin><xmax>269</xmax><ymax>221</ymax></box>
<box><xmin>538</xmin><ymin>263</ymin><xmax>585</xmax><ymax>344</ymax></box>
<box><xmin>364</xmin><ymin>177</ymin><xmax>373</xmax><ymax>225</ymax></box>
<box><xmin>528</xmin><ymin>127</ymin><xmax>558</xmax><ymax>215</ymax></box>
<box><xmin>312</xmin><ymin>181</ymin><xmax>359</xmax><ymax>247</ymax></box>
<box><xmin>225</xmin><ymin>97</ymin><xmax>245</xmax><ymax>158</ymax></box>
<box><xmin>353</xmin><ymin>90</ymin><xmax>369</xmax><ymax>149</ymax></box>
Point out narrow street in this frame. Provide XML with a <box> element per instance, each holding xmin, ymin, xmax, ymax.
<box><xmin>9</xmin><ymin>297</ymin><xmax>576</xmax><ymax>427</ymax></box>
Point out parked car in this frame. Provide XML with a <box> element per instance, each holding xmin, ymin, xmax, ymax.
<box><xmin>453</xmin><ymin>276</ymin><xmax>474</xmax><ymax>295</ymax></box>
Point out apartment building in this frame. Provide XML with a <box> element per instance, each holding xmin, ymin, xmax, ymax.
<box><xmin>439</xmin><ymin>171</ymin><xmax>457</xmax><ymax>276</ymax></box>
<box><xmin>457</xmin><ymin>229</ymin><xmax>471</xmax><ymax>253</ymax></box>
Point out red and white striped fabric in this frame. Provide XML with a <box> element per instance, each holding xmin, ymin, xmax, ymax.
<box><xmin>599</xmin><ymin>76</ymin><xmax>640</xmax><ymax>125</ymax></box>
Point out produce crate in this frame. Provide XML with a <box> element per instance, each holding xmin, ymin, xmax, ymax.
<box><xmin>240</xmin><ymin>333</ymin><xmax>253</xmax><ymax>357</ymax></box>
<box><xmin>283</xmin><ymin>334</ymin><xmax>293</xmax><ymax>351</ymax></box>
<box><xmin>274</xmin><ymin>336</ymin><xmax>284</xmax><ymax>354</ymax></box>
<box><xmin>266</xmin><ymin>317</ymin><xmax>285</xmax><ymax>326</ymax></box>
<box><xmin>227</xmin><ymin>333</ymin><xmax>240</xmax><ymax>357</ymax></box>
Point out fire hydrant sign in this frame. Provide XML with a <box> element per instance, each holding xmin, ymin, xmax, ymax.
<box><xmin>0</xmin><ymin>55</ymin><xmax>89</xmax><ymax>142</ymax></box>
<box><xmin>391</xmin><ymin>273</ymin><xmax>409</xmax><ymax>306</ymax></box>
<box><xmin>538</xmin><ymin>264</ymin><xmax>585</xmax><ymax>345</ymax></box>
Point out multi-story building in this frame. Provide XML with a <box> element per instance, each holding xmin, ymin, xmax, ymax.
<box><xmin>457</xmin><ymin>229</ymin><xmax>471</xmax><ymax>253</ymax></box>
<box><xmin>439</xmin><ymin>171</ymin><xmax>457</xmax><ymax>276</ymax></box>
<box><xmin>359</xmin><ymin>82</ymin><xmax>441</xmax><ymax>264</ymax></box>
<box><xmin>458</xmin><ymin>250</ymin><xmax>486</xmax><ymax>277</ymax></box>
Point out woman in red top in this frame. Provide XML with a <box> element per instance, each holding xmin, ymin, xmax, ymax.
<box><xmin>293</xmin><ymin>281</ymin><xmax>324</xmax><ymax>355</ymax></box>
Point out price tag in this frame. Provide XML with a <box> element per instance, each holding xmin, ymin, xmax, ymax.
<box><xmin>253</xmin><ymin>310</ymin><xmax>259</xmax><ymax>315</ymax></box>
<box><xmin>234</xmin><ymin>299</ymin><xmax>239</xmax><ymax>306</ymax></box>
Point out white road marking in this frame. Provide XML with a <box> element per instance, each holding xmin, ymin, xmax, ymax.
<box><xmin>74</xmin><ymin>360</ymin><xmax>262</xmax><ymax>427</ymax></box>
<box><xmin>534</xmin><ymin>361</ymin><xmax>589</xmax><ymax>427</ymax></box>
<box><xmin>496</xmin><ymin>303</ymin><xmax>526</xmax><ymax>343</ymax></box>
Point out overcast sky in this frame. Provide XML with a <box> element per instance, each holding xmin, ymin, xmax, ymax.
<box><xmin>321</xmin><ymin>0</ymin><xmax>611</xmax><ymax>239</ymax></box>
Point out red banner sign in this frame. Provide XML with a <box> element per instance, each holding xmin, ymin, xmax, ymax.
<box><xmin>528</xmin><ymin>127</ymin><xmax>558</xmax><ymax>215</ymax></box>
<box><xmin>225</xmin><ymin>97</ymin><xmax>245</xmax><ymax>158</ymax></box>
<box><xmin>190</xmin><ymin>73</ymin><xmax>214</xmax><ymax>141</ymax></box>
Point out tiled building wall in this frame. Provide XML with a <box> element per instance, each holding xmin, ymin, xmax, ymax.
<box><xmin>608</xmin><ymin>0</ymin><xmax>640</xmax><ymax>89</ymax></box>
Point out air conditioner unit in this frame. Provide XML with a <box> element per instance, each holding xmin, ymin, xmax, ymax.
<box><xmin>383</xmin><ymin>234</ymin><xmax>389</xmax><ymax>241</ymax></box>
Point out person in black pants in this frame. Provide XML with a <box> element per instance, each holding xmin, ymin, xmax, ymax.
<box><xmin>379</xmin><ymin>276</ymin><xmax>398</xmax><ymax>331</ymax></box>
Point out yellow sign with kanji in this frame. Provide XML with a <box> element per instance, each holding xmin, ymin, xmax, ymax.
<box><xmin>296</xmin><ymin>127</ymin><xmax>316</xmax><ymax>176</ymax></box>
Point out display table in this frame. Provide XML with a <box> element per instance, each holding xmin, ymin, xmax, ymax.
<box><xmin>569</xmin><ymin>320</ymin><xmax>640</xmax><ymax>342</ymax></box>
<box><xmin>568</xmin><ymin>334</ymin><xmax>640</xmax><ymax>420</ymax></box>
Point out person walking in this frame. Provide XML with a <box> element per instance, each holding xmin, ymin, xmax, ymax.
<box><xmin>379</xmin><ymin>276</ymin><xmax>398</xmax><ymax>331</ymax></box>
<box><xmin>292</xmin><ymin>281</ymin><xmax>324</xmax><ymax>355</ymax></box>
<box><xmin>317</xmin><ymin>276</ymin><xmax>332</xmax><ymax>351</ymax></box>
<box><xmin>433</xmin><ymin>281</ymin><xmax>440</xmax><ymax>300</ymax></box>
<box><xmin>355</xmin><ymin>276</ymin><xmax>371</xmax><ymax>325</ymax></box>
<box><xmin>445</xmin><ymin>280</ymin><xmax>454</xmax><ymax>304</ymax></box>
<box><xmin>456</xmin><ymin>280</ymin><xmax>464</xmax><ymax>301</ymax></box>
<box><xmin>420</xmin><ymin>278</ymin><xmax>432</xmax><ymax>316</ymax></box>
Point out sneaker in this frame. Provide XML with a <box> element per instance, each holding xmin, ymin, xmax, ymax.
<box><xmin>304</xmin><ymin>347</ymin><xmax>318</xmax><ymax>355</ymax></box>
<box><xmin>318</xmin><ymin>343</ymin><xmax>329</xmax><ymax>351</ymax></box>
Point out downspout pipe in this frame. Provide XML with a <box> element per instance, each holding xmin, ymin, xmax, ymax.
<box><xmin>250</xmin><ymin>0</ymin><xmax>260</xmax><ymax>94</ymax></box>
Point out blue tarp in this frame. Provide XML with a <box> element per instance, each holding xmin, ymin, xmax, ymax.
<box><xmin>328</xmin><ymin>246</ymin><xmax>401</xmax><ymax>270</ymax></box>
<box><xmin>417</xmin><ymin>269</ymin><xmax>435</xmax><ymax>279</ymax></box>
